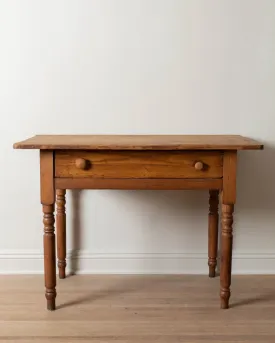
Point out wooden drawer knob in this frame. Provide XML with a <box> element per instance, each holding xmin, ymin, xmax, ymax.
<box><xmin>194</xmin><ymin>161</ymin><xmax>204</xmax><ymax>171</ymax></box>
<box><xmin>75</xmin><ymin>158</ymin><xmax>88</xmax><ymax>170</ymax></box>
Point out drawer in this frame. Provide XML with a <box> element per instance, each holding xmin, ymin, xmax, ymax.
<box><xmin>55</xmin><ymin>150</ymin><xmax>223</xmax><ymax>179</ymax></box>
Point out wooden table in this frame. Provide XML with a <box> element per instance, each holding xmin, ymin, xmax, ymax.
<box><xmin>14</xmin><ymin>135</ymin><xmax>263</xmax><ymax>310</ymax></box>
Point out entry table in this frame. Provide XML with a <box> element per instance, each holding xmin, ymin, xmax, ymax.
<box><xmin>13</xmin><ymin>135</ymin><xmax>263</xmax><ymax>310</ymax></box>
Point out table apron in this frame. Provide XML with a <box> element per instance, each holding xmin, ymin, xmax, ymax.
<box><xmin>54</xmin><ymin>178</ymin><xmax>222</xmax><ymax>190</ymax></box>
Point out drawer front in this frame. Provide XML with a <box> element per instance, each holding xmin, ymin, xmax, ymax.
<box><xmin>55</xmin><ymin>150</ymin><xmax>223</xmax><ymax>179</ymax></box>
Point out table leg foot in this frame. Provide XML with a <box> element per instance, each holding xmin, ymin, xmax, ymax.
<box><xmin>58</xmin><ymin>265</ymin><xmax>66</xmax><ymax>279</ymax></box>
<box><xmin>46</xmin><ymin>289</ymin><xmax>56</xmax><ymax>310</ymax></box>
<box><xmin>220</xmin><ymin>289</ymin><xmax>230</xmax><ymax>309</ymax></box>
<box><xmin>209</xmin><ymin>266</ymin><xmax>216</xmax><ymax>278</ymax></box>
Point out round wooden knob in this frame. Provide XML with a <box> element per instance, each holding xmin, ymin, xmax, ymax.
<box><xmin>194</xmin><ymin>161</ymin><xmax>204</xmax><ymax>171</ymax></box>
<box><xmin>75</xmin><ymin>158</ymin><xmax>88</xmax><ymax>170</ymax></box>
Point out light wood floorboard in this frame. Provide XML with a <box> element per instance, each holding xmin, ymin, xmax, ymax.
<box><xmin>0</xmin><ymin>275</ymin><xmax>275</xmax><ymax>342</ymax></box>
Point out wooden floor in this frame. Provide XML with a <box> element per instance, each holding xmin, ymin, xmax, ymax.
<box><xmin>0</xmin><ymin>275</ymin><xmax>275</xmax><ymax>342</ymax></box>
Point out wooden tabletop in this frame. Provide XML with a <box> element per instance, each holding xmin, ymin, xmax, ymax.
<box><xmin>13</xmin><ymin>135</ymin><xmax>263</xmax><ymax>150</ymax></box>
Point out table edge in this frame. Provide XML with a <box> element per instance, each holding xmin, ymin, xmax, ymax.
<box><xmin>13</xmin><ymin>143</ymin><xmax>264</xmax><ymax>150</ymax></box>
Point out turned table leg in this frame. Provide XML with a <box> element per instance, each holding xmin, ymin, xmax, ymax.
<box><xmin>40</xmin><ymin>150</ymin><xmax>56</xmax><ymax>310</ymax></box>
<box><xmin>220</xmin><ymin>204</ymin><xmax>234</xmax><ymax>309</ymax></box>
<box><xmin>208</xmin><ymin>190</ymin><xmax>219</xmax><ymax>277</ymax></box>
<box><xmin>43</xmin><ymin>204</ymin><xmax>56</xmax><ymax>310</ymax></box>
<box><xmin>220</xmin><ymin>151</ymin><xmax>237</xmax><ymax>309</ymax></box>
<box><xmin>56</xmin><ymin>189</ymin><xmax>66</xmax><ymax>279</ymax></box>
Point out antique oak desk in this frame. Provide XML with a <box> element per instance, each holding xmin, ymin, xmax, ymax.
<box><xmin>13</xmin><ymin>135</ymin><xmax>263</xmax><ymax>310</ymax></box>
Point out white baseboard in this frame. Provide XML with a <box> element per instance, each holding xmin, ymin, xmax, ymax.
<box><xmin>0</xmin><ymin>250</ymin><xmax>274</xmax><ymax>274</ymax></box>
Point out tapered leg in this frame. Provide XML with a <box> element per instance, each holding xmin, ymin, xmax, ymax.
<box><xmin>220</xmin><ymin>204</ymin><xmax>234</xmax><ymax>309</ymax></box>
<box><xmin>208</xmin><ymin>190</ymin><xmax>219</xmax><ymax>277</ymax></box>
<box><xmin>56</xmin><ymin>189</ymin><xmax>66</xmax><ymax>279</ymax></box>
<box><xmin>43</xmin><ymin>204</ymin><xmax>56</xmax><ymax>310</ymax></box>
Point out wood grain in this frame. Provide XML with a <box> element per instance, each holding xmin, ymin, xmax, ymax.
<box><xmin>55</xmin><ymin>150</ymin><xmax>223</xmax><ymax>179</ymax></box>
<box><xmin>40</xmin><ymin>150</ymin><xmax>55</xmax><ymax>205</ymax></box>
<box><xmin>0</xmin><ymin>275</ymin><xmax>275</xmax><ymax>342</ymax></box>
<box><xmin>55</xmin><ymin>178</ymin><xmax>223</xmax><ymax>190</ymax></box>
<box><xmin>222</xmin><ymin>151</ymin><xmax>237</xmax><ymax>204</ymax></box>
<box><xmin>13</xmin><ymin>134</ymin><xmax>264</xmax><ymax>150</ymax></box>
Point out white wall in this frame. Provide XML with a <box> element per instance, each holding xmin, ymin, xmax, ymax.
<box><xmin>1</xmin><ymin>0</ymin><xmax>275</xmax><ymax>274</ymax></box>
